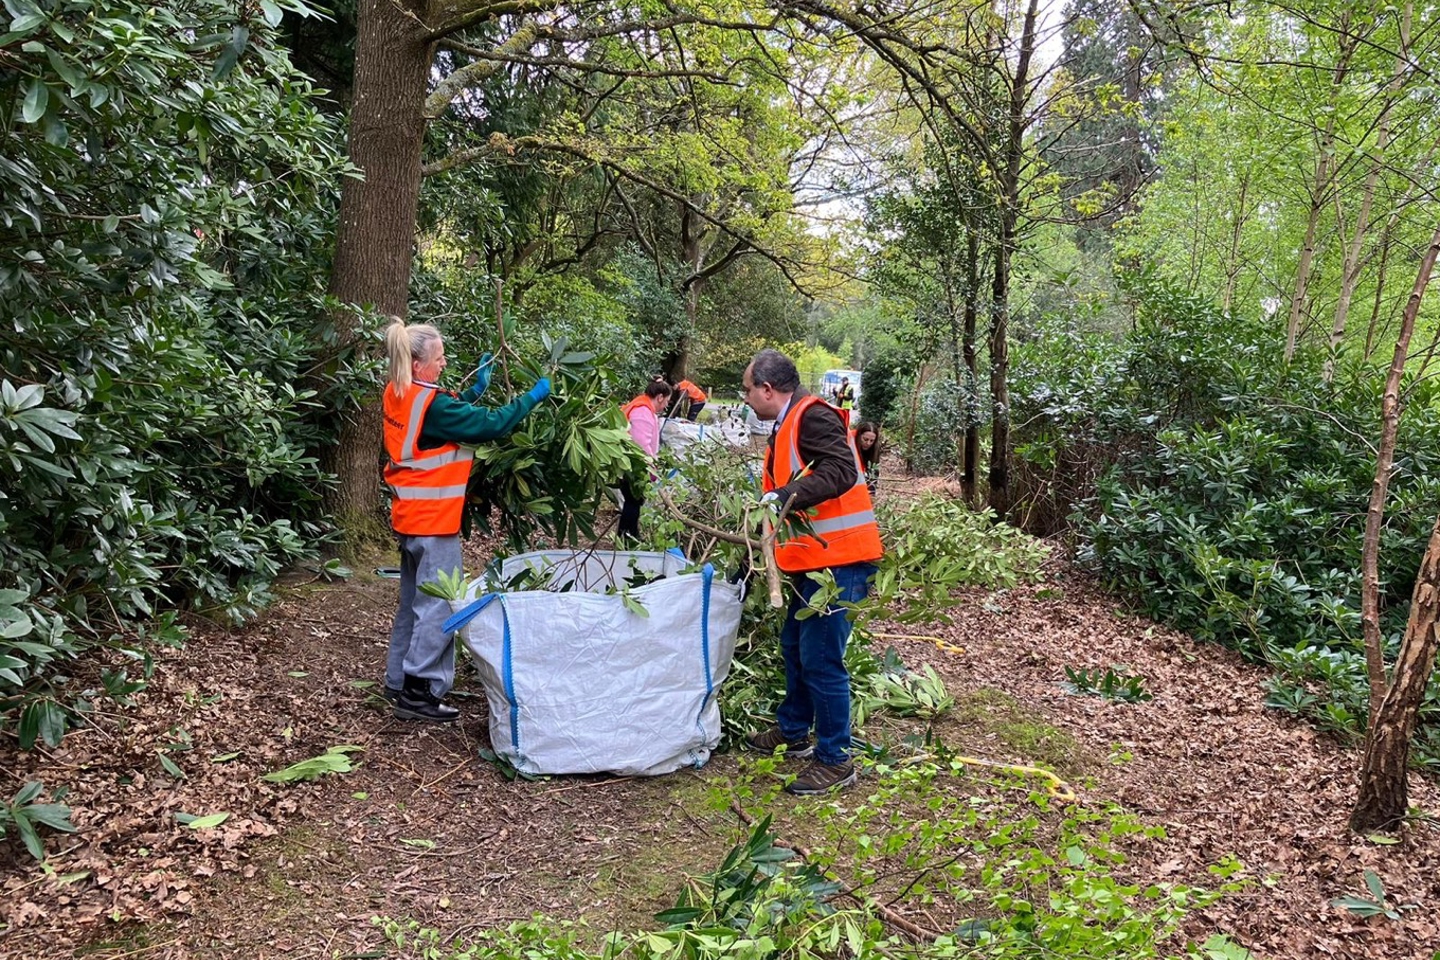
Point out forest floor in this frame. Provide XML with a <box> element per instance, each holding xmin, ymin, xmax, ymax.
<box><xmin>2</xmin><ymin>482</ymin><xmax>1439</xmax><ymax>960</ymax></box>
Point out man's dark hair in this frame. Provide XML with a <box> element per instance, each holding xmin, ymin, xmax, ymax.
<box><xmin>750</xmin><ymin>349</ymin><xmax>800</xmax><ymax>392</ymax></box>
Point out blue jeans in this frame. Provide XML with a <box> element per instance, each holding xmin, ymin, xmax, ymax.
<box><xmin>776</xmin><ymin>562</ymin><xmax>876</xmax><ymax>765</ymax></box>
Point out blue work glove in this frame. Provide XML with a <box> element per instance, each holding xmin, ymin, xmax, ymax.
<box><xmin>527</xmin><ymin>377</ymin><xmax>552</xmax><ymax>404</ymax></box>
<box><xmin>470</xmin><ymin>353</ymin><xmax>495</xmax><ymax>399</ymax></box>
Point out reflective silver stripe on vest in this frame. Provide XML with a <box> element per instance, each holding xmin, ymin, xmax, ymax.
<box><xmin>400</xmin><ymin>388</ymin><xmax>433</xmax><ymax>461</ymax></box>
<box><xmin>809</xmin><ymin>507</ymin><xmax>877</xmax><ymax>535</ymax></box>
<box><xmin>390</xmin><ymin>484</ymin><xmax>470</xmax><ymax>500</ymax></box>
<box><xmin>397</xmin><ymin>447</ymin><xmax>472</xmax><ymax>470</ymax></box>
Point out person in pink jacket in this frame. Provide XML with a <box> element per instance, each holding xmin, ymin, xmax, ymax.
<box><xmin>618</xmin><ymin>379</ymin><xmax>673</xmax><ymax>540</ymax></box>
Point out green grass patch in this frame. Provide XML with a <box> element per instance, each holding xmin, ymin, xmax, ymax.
<box><xmin>948</xmin><ymin>687</ymin><xmax>1084</xmax><ymax>776</ymax></box>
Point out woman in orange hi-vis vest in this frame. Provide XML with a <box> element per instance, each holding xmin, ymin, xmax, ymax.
<box><xmin>381</xmin><ymin>319</ymin><xmax>550</xmax><ymax>723</ymax></box>
<box><xmin>740</xmin><ymin>349</ymin><xmax>882</xmax><ymax>797</ymax></box>
<box><xmin>618</xmin><ymin>378</ymin><xmax>673</xmax><ymax>541</ymax></box>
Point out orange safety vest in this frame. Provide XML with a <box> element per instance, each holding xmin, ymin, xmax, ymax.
<box><xmin>620</xmin><ymin>394</ymin><xmax>655</xmax><ymax>420</ymax></box>
<box><xmin>763</xmin><ymin>395</ymin><xmax>883</xmax><ymax>573</ymax></box>
<box><xmin>382</xmin><ymin>383</ymin><xmax>474</xmax><ymax>536</ymax></box>
<box><xmin>676</xmin><ymin>380</ymin><xmax>706</xmax><ymax>403</ymax></box>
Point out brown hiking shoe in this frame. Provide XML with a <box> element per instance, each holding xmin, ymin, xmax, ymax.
<box><xmin>743</xmin><ymin>725</ymin><xmax>814</xmax><ymax>758</ymax></box>
<box><xmin>786</xmin><ymin>759</ymin><xmax>857</xmax><ymax>796</ymax></box>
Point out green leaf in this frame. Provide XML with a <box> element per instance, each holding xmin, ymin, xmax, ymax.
<box><xmin>185</xmin><ymin>812</ymin><xmax>230</xmax><ymax>830</ymax></box>
<box><xmin>211</xmin><ymin>25</ymin><xmax>249</xmax><ymax>80</ymax></box>
<box><xmin>259</xmin><ymin>0</ymin><xmax>284</xmax><ymax>27</ymax></box>
<box><xmin>19</xmin><ymin>801</ymin><xmax>71</xmax><ymax>833</ymax></box>
<box><xmin>14</xmin><ymin>814</ymin><xmax>44</xmax><ymax>860</ymax></box>
<box><xmin>399</xmin><ymin>838</ymin><xmax>435</xmax><ymax>850</ymax></box>
<box><xmin>1364</xmin><ymin>869</ymin><xmax>1386</xmax><ymax>902</ymax></box>
<box><xmin>654</xmin><ymin>906</ymin><xmax>704</xmax><ymax>924</ymax></box>
<box><xmin>10</xmin><ymin>12</ymin><xmax>44</xmax><ymax>33</ymax></box>
<box><xmin>17</xmin><ymin>700</ymin><xmax>66</xmax><ymax>749</ymax></box>
<box><xmin>1</xmin><ymin>616</ymin><xmax>33</xmax><ymax>640</ymax></box>
<box><xmin>1365</xmin><ymin>833</ymin><xmax>1400</xmax><ymax>845</ymax></box>
<box><xmin>1331</xmin><ymin>894</ymin><xmax>1383</xmax><ymax>916</ymax></box>
<box><xmin>262</xmin><ymin>745</ymin><xmax>363</xmax><ymax>783</ymax></box>
<box><xmin>210</xmin><ymin>752</ymin><xmax>241</xmax><ymax>763</ymax></box>
<box><xmin>158</xmin><ymin>752</ymin><xmax>185</xmax><ymax>779</ymax></box>
<box><xmin>21</xmin><ymin>78</ymin><xmax>48</xmax><ymax>123</ymax></box>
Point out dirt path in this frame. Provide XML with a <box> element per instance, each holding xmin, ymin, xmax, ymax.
<box><xmin>1</xmin><ymin>544</ymin><xmax>1437</xmax><ymax>959</ymax></box>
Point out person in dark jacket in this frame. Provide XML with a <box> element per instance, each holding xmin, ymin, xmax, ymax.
<box><xmin>741</xmin><ymin>349</ymin><xmax>883</xmax><ymax>795</ymax></box>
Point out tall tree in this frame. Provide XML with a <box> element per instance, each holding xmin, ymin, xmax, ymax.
<box><xmin>324</xmin><ymin>1</ymin><xmax>841</xmax><ymax>522</ymax></box>
<box><xmin>1349</xmin><ymin>222</ymin><xmax>1440</xmax><ymax>833</ymax></box>
<box><xmin>1046</xmin><ymin>0</ymin><xmax>1171</xmax><ymax>253</ymax></box>
<box><xmin>1124</xmin><ymin>0</ymin><xmax>1438</xmax><ymax>364</ymax></box>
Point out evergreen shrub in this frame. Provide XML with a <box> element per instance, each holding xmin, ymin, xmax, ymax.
<box><xmin>1011</xmin><ymin>278</ymin><xmax>1440</xmax><ymax>754</ymax></box>
<box><xmin>0</xmin><ymin>0</ymin><xmax>361</xmax><ymax>745</ymax></box>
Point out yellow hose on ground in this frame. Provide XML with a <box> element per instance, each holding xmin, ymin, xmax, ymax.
<box><xmin>868</xmin><ymin>632</ymin><xmax>965</xmax><ymax>655</ymax></box>
<box><xmin>899</xmin><ymin>752</ymin><xmax>1077</xmax><ymax>803</ymax></box>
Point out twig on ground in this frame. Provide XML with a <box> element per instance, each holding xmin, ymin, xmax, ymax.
<box><xmin>541</xmin><ymin>776</ymin><xmax>634</xmax><ymax>795</ymax></box>
<box><xmin>413</xmin><ymin>757</ymin><xmax>474</xmax><ymax>796</ymax></box>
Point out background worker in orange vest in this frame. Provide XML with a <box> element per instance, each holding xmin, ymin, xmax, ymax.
<box><xmin>381</xmin><ymin>319</ymin><xmax>550</xmax><ymax>723</ymax></box>
<box><xmin>671</xmin><ymin>378</ymin><xmax>707</xmax><ymax>421</ymax></box>
<box><xmin>740</xmin><ymin>348</ymin><xmax>883</xmax><ymax>795</ymax></box>
<box><xmin>618</xmin><ymin>378</ymin><xmax>674</xmax><ymax>541</ymax></box>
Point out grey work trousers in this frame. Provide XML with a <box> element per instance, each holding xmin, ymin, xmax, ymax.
<box><xmin>386</xmin><ymin>534</ymin><xmax>464</xmax><ymax>698</ymax></box>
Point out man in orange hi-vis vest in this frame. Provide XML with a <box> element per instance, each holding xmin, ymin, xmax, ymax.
<box><xmin>741</xmin><ymin>349</ymin><xmax>882</xmax><ymax>795</ymax></box>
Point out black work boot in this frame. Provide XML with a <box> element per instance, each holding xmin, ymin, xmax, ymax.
<box><xmin>393</xmin><ymin>675</ymin><xmax>459</xmax><ymax>723</ymax></box>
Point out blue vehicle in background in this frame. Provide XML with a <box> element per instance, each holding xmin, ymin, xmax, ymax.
<box><xmin>818</xmin><ymin>369</ymin><xmax>863</xmax><ymax>409</ymax></box>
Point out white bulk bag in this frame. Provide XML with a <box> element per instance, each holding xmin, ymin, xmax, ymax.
<box><xmin>442</xmin><ymin>550</ymin><xmax>743</xmax><ymax>776</ymax></box>
<box><xmin>660</xmin><ymin>418</ymin><xmax>749</xmax><ymax>455</ymax></box>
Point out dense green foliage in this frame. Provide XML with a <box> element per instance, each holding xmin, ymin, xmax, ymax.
<box><xmin>631</xmin><ymin>449</ymin><xmax>1049</xmax><ymax>743</ymax></box>
<box><xmin>461</xmin><ymin>335</ymin><xmax>649</xmax><ymax>552</ymax></box>
<box><xmin>376</xmin><ymin>762</ymin><xmax>1247</xmax><ymax>959</ymax></box>
<box><xmin>1011</xmin><ymin>280</ymin><xmax>1440</xmax><ymax>755</ymax></box>
<box><xmin>0</xmin><ymin>0</ymin><xmax>358</xmax><ymax>743</ymax></box>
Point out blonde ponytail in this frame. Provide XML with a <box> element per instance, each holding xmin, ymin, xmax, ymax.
<box><xmin>385</xmin><ymin>318</ymin><xmax>443</xmax><ymax>397</ymax></box>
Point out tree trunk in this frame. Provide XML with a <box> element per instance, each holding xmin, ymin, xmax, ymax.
<box><xmin>324</xmin><ymin>0</ymin><xmax>434</xmax><ymax>527</ymax></box>
<box><xmin>1221</xmin><ymin>173</ymin><xmax>1252</xmax><ymax>313</ymax></box>
<box><xmin>1283</xmin><ymin>149</ymin><xmax>1331</xmax><ymax>362</ymax></box>
<box><xmin>985</xmin><ymin>0</ymin><xmax>1038</xmax><ymax>518</ymax></box>
<box><xmin>1284</xmin><ymin>25</ymin><xmax>1355</xmax><ymax>363</ymax></box>
<box><xmin>961</xmin><ymin>228</ymin><xmax>981</xmax><ymax>507</ymax></box>
<box><xmin>941</xmin><ymin>253</ymin><xmax>967</xmax><ymax>479</ymax></box>
<box><xmin>987</xmin><ymin>238</ymin><xmax>1011</xmax><ymax>516</ymax></box>
<box><xmin>1359</xmin><ymin>224</ymin><xmax>1440</xmax><ymax>710</ymax></box>
<box><xmin>1326</xmin><ymin>3</ymin><xmax>1409</xmax><ymax>382</ymax></box>
<box><xmin>1351</xmin><ymin>516</ymin><xmax>1440</xmax><ymax>833</ymax></box>
<box><xmin>1363</xmin><ymin>216</ymin><xmax>1397</xmax><ymax>363</ymax></box>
